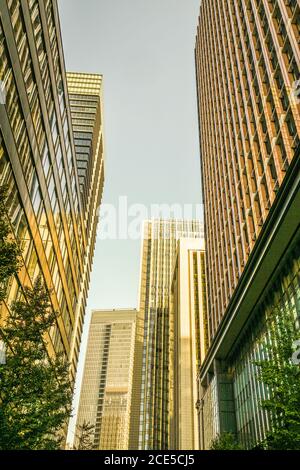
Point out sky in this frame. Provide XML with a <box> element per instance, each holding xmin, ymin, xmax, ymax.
<box><xmin>58</xmin><ymin>0</ymin><xmax>202</xmax><ymax>443</ymax></box>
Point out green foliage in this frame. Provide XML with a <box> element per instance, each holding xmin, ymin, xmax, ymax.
<box><xmin>74</xmin><ymin>420</ymin><xmax>95</xmax><ymax>450</ymax></box>
<box><xmin>0</xmin><ymin>185</ymin><xmax>22</xmax><ymax>301</ymax></box>
<box><xmin>0</xmin><ymin>278</ymin><xmax>73</xmax><ymax>450</ymax></box>
<box><xmin>255</xmin><ymin>310</ymin><xmax>300</xmax><ymax>450</ymax></box>
<box><xmin>210</xmin><ymin>432</ymin><xmax>244</xmax><ymax>450</ymax></box>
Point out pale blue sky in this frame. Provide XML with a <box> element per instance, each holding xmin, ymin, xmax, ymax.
<box><xmin>58</xmin><ymin>0</ymin><xmax>202</xmax><ymax>441</ymax></box>
<box><xmin>59</xmin><ymin>0</ymin><xmax>202</xmax><ymax>311</ymax></box>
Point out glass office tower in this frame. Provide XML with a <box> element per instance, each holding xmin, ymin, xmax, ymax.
<box><xmin>0</xmin><ymin>0</ymin><xmax>104</xmax><ymax>380</ymax></box>
<box><xmin>66</xmin><ymin>72</ymin><xmax>105</xmax><ymax>376</ymax></box>
<box><xmin>75</xmin><ymin>310</ymin><xmax>137</xmax><ymax>450</ymax></box>
<box><xmin>129</xmin><ymin>220</ymin><xmax>204</xmax><ymax>450</ymax></box>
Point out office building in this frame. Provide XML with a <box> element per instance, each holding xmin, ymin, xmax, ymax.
<box><xmin>66</xmin><ymin>72</ymin><xmax>105</xmax><ymax>375</ymax></box>
<box><xmin>195</xmin><ymin>0</ymin><xmax>300</xmax><ymax>448</ymax></box>
<box><xmin>171</xmin><ymin>238</ymin><xmax>207</xmax><ymax>450</ymax></box>
<box><xmin>0</xmin><ymin>0</ymin><xmax>104</xmax><ymax>381</ymax></box>
<box><xmin>129</xmin><ymin>220</ymin><xmax>204</xmax><ymax>450</ymax></box>
<box><xmin>75</xmin><ymin>309</ymin><xmax>137</xmax><ymax>450</ymax></box>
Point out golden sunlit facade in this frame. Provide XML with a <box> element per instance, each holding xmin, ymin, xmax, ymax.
<box><xmin>195</xmin><ymin>0</ymin><xmax>300</xmax><ymax>448</ymax></box>
<box><xmin>171</xmin><ymin>238</ymin><xmax>207</xmax><ymax>450</ymax></box>
<box><xmin>75</xmin><ymin>310</ymin><xmax>137</xmax><ymax>450</ymax></box>
<box><xmin>195</xmin><ymin>0</ymin><xmax>300</xmax><ymax>342</ymax></box>
<box><xmin>0</xmin><ymin>0</ymin><xmax>104</xmax><ymax>381</ymax></box>
<box><xmin>129</xmin><ymin>220</ymin><xmax>204</xmax><ymax>450</ymax></box>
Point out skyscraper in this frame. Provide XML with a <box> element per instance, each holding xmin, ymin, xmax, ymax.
<box><xmin>66</xmin><ymin>72</ymin><xmax>105</xmax><ymax>377</ymax></box>
<box><xmin>66</xmin><ymin>73</ymin><xmax>104</xmax><ymax>215</ymax></box>
<box><xmin>75</xmin><ymin>309</ymin><xmax>137</xmax><ymax>450</ymax></box>
<box><xmin>195</xmin><ymin>0</ymin><xmax>300</xmax><ymax>448</ymax></box>
<box><xmin>171</xmin><ymin>238</ymin><xmax>207</xmax><ymax>450</ymax></box>
<box><xmin>129</xmin><ymin>220</ymin><xmax>203</xmax><ymax>450</ymax></box>
<box><xmin>0</xmin><ymin>0</ymin><xmax>104</xmax><ymax>380</ymax></box>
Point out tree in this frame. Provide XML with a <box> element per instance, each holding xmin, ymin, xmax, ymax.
<box><xmin>0</xmin><ymin>185</ymin><xmax>22</xmax><ymax>301</ymax></box>
<box><xmin>210</xmin><ymin>432</ymin><xmax>244</xmax><ymax>450</ymax></box>
<box><xmin>0</xmin><ymin>277</ymin><xmax>73</xmax><ymax>450</ymax></box>
<box><xmin>74</xmin><ymin>420</ymin><xmax>95</xmax><ymax>450</ymax></box>
<box><xmin>255</xmin><ymin>309</ymin><xmax>300</xmax><ymax>450</ymax></box>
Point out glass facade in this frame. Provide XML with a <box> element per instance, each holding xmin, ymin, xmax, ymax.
<box><xmin>75</xmin><ymin>310</ymin><xmax>137</xmax><ymax>450</ymax></box>
<box><xmin>0</xmin><ymin>0</ymin><xmax>104</xmax><ymax>379</ymax></box>
<box><xmin>66</xmin><ymin>73</ymin><xmax>105</xmax><ymax>374</ymax></box>
<box><xmin>129</xmin><ymin>220</ymin><xmax>204</xmax><ymax>450</ymax></box>
<box><xmin>198</xmin><ymin>235</ymin><xmax>300</xmax><ymax>449</ymax></box>
<box><xmin>229</xmin><ymin>238</ymin><xmax>300</xmax><ymax>448</ymax></box>
<box><xmin>198</xmin><ymin>376</ymin><xmax>220</xmax><ymax>450</ymax></box>
<box><xmin>66</xmin><ymin>72</ymin><xmax>104</xmax><ymax>213</ymax></box>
